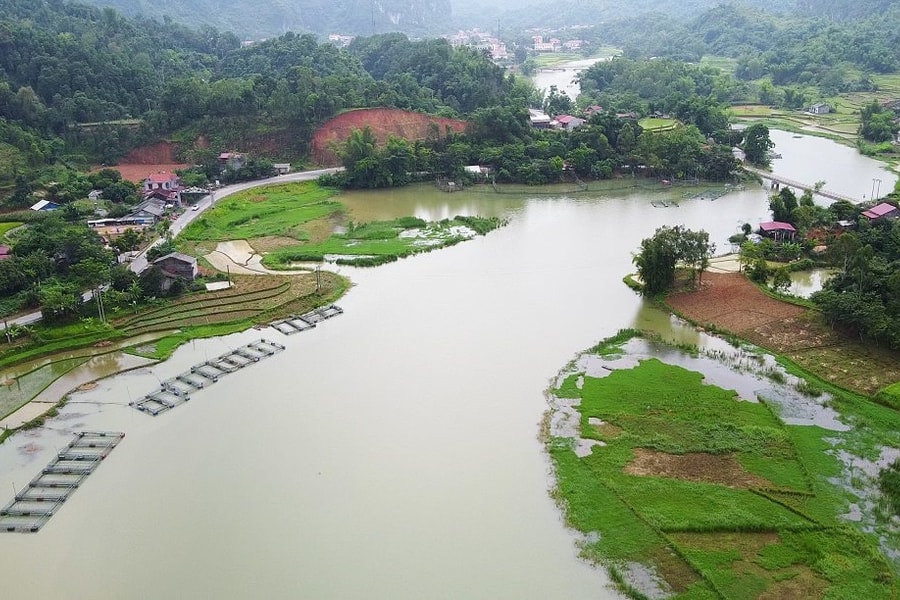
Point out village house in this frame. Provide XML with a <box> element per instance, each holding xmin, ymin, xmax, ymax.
<box><xmin>759</xmin><ymin>221</ymin><xmax>797</xmax><ymax>242</ymax></box>
<box><xmin>126</xmin><ymin>198</ymin><xmax>167</xmax><ymax>226</ymax></box>
<box><xmin>861</xmin><ymin>202</ymin><xmax>900</xmax><ymax>221</ymax></box>
<box><xmin>551</xmin><ymin>115</ymin><xmax>585</xmax><ymax>131</ymax></box>
<box><xmin>584</xmin><ymin>105</ymin><xmax>604</xmax><ymax>118</ymax></box>
<box><xmin>143</xmin><ymin>172</ymin><xmax>183</xmax><ymax>205</ymax></box>
<box><xmin>153</xmin><ymin>252</ymin><xmax>198</xmax><ymax>291</ymax></box>
<box><xmin>219</xmin><ymin>152</ymin><xmax>246</xmax><ymax>172</ymax></box>
<box><xmin>808</xmin><ymin>103</ymin><xmax>831</xmax><ymax>115</ymax></box>
<box><xmin>532</xmin><ymin>35</ymin><xmax>560</xmax><ymax>52</ymax></box>
<box><xmin>528</xmin><ymin>108</ymin><xmax>552</xmax><ymax>129</ymax></box>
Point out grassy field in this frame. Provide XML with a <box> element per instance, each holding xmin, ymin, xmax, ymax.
<box><xmin>638</xmin><ymin>117</ymin><xmax>679</xmax><ymax>132</ymax></box>
<box><xmin>532</xmin><ymin>47</ymin><xmax>621</xmax><ymax>69</ymax></box>
<box><xmin>549</xmin><ymin>332</ymin><xmax>898</xmax><ymax>599</ymax></box>
<box><xmin>699</xmin><ymin>56</ymin><xmax>738</xmax><ymax>75</ymax></box>
<box><xmin>179</xmin><ymin>182</ymin><xmax>342</xmax><ymax>242</ymax></box>
<box><xmin>262</xmin><ymin>215</ymin><xmax>505</xmax><ymax>268</ymax></box>
<box><xmin>0</xmin><ymin>221</ymin><xmax>22</xmax><ymax>238</ymax></box>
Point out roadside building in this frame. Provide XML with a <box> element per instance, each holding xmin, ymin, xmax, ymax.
<box><xmin>219</xmin><ymin>152</ymin><xmax>246</xmax><ymax>172</ymax></box>
<box><xmin>127</xmin><ymin>198</ymin><xmax>167</xmax><ymax>226</ymax></box>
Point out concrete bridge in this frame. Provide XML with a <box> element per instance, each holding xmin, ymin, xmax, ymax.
<box><xmin>743</xmin><ymin>165</ymin><xmax>859</xmax><ymax>203</ymax></box>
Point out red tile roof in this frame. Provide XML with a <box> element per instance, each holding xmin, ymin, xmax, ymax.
<box><xmin>146</xmin><ymin>172</ymin><xmax>176</xmax><ymax>183</ymax></box>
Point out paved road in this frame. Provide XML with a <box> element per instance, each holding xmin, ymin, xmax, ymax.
<box><xmin>3</xmin><ymin>167</ymin><xmax>342</xmax><ymax>331</ymax></box>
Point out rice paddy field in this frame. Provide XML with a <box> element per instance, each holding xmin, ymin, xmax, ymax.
<box><xmin>548</xmin><ymin>331</ymin><xmax>899</xmax><ymax>599</ymax></box>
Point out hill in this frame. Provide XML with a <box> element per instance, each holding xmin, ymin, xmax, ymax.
<box><xmin>76</xmin><ymin>0</ymin><xmax>451</xmax><ymax>39</ymax></box>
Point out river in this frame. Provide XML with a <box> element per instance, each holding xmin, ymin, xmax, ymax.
<box><xmin>532</xmin><ymin>58</ymin><xmax>605</xmax><ymax>100</ymax></box>
<box><xmin>767</xmin><ymin>129</ymin><xmax>898</xmax><ymax>203</ymax></box>
<box><xmin>0</xmin><ymin>134</ymin><xmax>891</xmax><ymax>598</ymax></box>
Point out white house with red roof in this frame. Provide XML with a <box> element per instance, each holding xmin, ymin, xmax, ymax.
<box><xmin>551</xmin><ymin>115</ymin><xmax>586</xmax><ymax>130</ymax></box>
<box><xmin>143</xmin><ymin>172</ymin><xmax>183</xmax><ymax>205</ymax></box>
<box><xmin>861</xmin><ymin>202</ymin><xmax>899</xmax><ymax>221</ymax></box>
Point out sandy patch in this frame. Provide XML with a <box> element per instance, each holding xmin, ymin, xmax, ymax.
<box><xmin>625</xmin><ymin>448</ymin><xmax>773</xmax><ymax>489</ymax></box>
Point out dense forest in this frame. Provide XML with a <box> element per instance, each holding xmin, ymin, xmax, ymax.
<box><xmin>0</xmin><ymin>0</ymin><xmax>522</xmax><ymax>206</ymax></box>
<box><xmin>574</xmin><ymin>3</ymin><xmax>900</xmax><ymax>98</ymax></box>
<box><xmin>79</xmin><ymin>0</ymin><xmax>451</xmax><ymax>39</ymax></box>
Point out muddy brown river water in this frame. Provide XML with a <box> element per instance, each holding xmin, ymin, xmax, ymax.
<box><xmin>0</xmin><ymin>132</ymin><xmax>894</xmax><ymax>598</ymax></box>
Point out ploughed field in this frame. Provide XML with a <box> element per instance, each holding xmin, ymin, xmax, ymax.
<box><xmin>667</xmin><ymin>272</ymin><xmax>900</xmax><ymax>399</ymax></box>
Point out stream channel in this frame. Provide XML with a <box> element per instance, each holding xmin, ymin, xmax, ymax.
<box><xmin>0</xmin><ymin>128</ymin><xmax>896</xmax><ymax>597</ymax></box>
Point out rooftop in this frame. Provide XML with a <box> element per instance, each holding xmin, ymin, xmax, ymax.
<box><xmin>759</xmin><ymin>221</ymin><xmax>796</xmax><ymax>232</ymax></box>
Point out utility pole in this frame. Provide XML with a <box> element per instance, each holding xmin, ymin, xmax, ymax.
<box><xmin>315</xmin><ymin>265</ymin><xmax>321</xmax><ymax>294</ymax></box>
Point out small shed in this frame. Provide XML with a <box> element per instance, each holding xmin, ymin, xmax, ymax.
<box><xmin>808</xmin><ymin>103</ymin><xmax>831</xmax><ymax>115</ymax></box>
<box><xmin>0</xmin><ymin>245</ymin><xmax>11</xmax><ymax>261</ymax></box>
<box><xmin>759</xmin><ymin>221</ymin><xmax>797</xmax><ymax>242</ymax></box>
<box><xmin>273</xmin><ymin>163</ymin><xmax>291</xmax><ymax>175</ymax></box>
<box><xmin>30</xmin><ymin>200</ymin><xmax>60</xmax><ymax>211</ymax></box>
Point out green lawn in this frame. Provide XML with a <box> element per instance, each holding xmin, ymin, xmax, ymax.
<box><xmin>549</xmin><ymin>333</ymin><xmax>897</xmax><ymax>599</ymax></box>
<box><xmin>700</xmin><ymin>55</ymin><xmax>739</xmax><ymax>75</ymax></box>
<box><xmin>638</xmin><ymin>117</ymin><xmax>679</xmax><ymax>131</ymax></box>
<box><xmin>0</xmin><ymin>221</ymin><xmax>23</xmax><ymax>238</ymax></box>
<box><xmin>179</xmin><ymin>181</ymin><xmax>342</xmax><ymax>242</ymax></box>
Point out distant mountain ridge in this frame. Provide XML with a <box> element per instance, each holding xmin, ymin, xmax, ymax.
<box><xmin>80</xmin><ymin>0</ymin><xmax>451</xmax><ymax>38</ymax></box>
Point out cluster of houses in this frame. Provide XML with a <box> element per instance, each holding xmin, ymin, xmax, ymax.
<box><xmin>446</xmin><ymin>29</ymin><xmax>508</xmax><ymax>62</ymax></box>
<box><xmin>755</xmin><ymin>201</ymin><xmax>899</xmax><ymax>245</ymax></box>
<box><xmin>530</xmin><ymin>35</ymin><xmax>585</xmax><ymax>53</ymax></box>
<box><xmin>529</xmin><ymin>108</ymin><xmax>588</xmax><ymax>130</ymax></box>
<box><xmin>528</xmin><ymin>105</ymin><xmax>616</xmax><ymax>130</ymax></box>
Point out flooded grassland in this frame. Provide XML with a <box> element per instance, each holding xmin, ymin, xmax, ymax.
<box><xmin>547</xmin><ymin>331</ymin><xmax>900</xmax><ymax>599</ymax></box>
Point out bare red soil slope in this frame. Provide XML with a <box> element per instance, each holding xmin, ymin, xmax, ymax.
<box><xmin>108</xmin><ymin>141</ymin><xmax>189</xmax><ymax>183</ymax></box>
<box><xmin>311</xmin><ymin>108</ymin><xmax>468</xmax><ymax>166</ymax></box>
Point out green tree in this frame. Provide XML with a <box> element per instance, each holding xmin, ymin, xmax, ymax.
<box><xmin>743</xmin><ymin>123</ymin><xmax>774</xmax><ymax>166</ymax></box>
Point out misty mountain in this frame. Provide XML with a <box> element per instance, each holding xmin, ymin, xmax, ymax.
<box><xmin>453</xmin><ymin>0</ymin><xmax>891</xmax><ymax>32</ymax></box>
<box><xmin>82</xmin><ymin>0</ymin><xmax>451</xmax><ymax>39</ymax></box>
